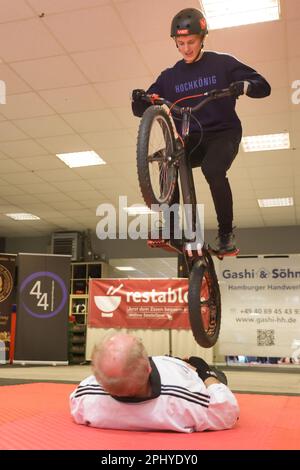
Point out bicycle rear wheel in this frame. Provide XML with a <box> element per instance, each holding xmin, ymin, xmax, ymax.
<box><xmin>137</xmin><ymin>106</ymin><xmax>178</xmax><ymax>207</ymax></box>
<box><xmin>188</xmin><ymin>258</ymin><xmax>221</xmax><ymax>348</ymax></box>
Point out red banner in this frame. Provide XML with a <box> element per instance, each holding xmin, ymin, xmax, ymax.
<box><xmin>88</xmin><ymin>279</ymin><xmax>190</xmax><ymax>329</ymax></box>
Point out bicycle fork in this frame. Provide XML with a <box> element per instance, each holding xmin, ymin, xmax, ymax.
<box><xmin>177</xmin><ymin>144</ymin><xmax>204</xmax><ymax>255</ymax></box>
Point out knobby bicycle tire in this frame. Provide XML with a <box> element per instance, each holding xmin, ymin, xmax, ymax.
<box><xmin>137</xmin><ymin>106</ymin><xmax>178</xmax><ymax>208</ymax></box>
<box><xmin>188</xmin><ymin>259</ymin><xmax>221</xmax><ymax>348</ymax></box>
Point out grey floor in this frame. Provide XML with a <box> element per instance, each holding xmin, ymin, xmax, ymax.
<box><xmin>1</xmin><ymin>364</ymin><xmax>300</xmax><ymax>395</ymax></box>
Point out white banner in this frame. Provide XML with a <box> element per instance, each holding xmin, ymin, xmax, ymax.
<box><xmin>218</xmin><ymin>255</ymin><xmax>300</xmax><ymax>358</ymax></box>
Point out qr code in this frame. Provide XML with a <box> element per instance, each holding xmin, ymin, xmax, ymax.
<box><xmin>257</xmin><ymin>329</ymin><xmax>275</xmax><ymax>346</ymax></box>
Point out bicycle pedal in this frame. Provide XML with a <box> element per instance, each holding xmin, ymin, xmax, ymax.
<box><xmin>147</xmin><ymin>239</ymin><xmax>167</xmax><ymax>248</ymax></box>
<box><xmin>147</xmin><ymin>239</ymin><xmax>180</xmax><ymax>253</ymax></box>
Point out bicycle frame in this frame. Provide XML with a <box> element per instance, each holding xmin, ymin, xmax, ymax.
<box><xmin>143</xmin><ymin>88</ymin><xmax>235</xmax><ymax>266</ymax></box>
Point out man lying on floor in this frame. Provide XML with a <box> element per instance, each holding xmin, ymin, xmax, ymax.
<box><xmin>70</xmin><ymin>332</ymin><xmax>239</xmax><ymax>433</ymax></box>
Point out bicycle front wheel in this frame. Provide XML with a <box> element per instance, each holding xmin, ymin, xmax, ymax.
<box><xmin>137</xmin><ymin>106</ymin><xmax>178</xmax><ymax>207</ymax></box>
<box><xmin>188</xmin><ymin>259</ymin><xmax>221</xmax><ymax>348</ymax></box>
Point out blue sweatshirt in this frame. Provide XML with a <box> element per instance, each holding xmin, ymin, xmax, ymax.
<box><xmin>137</xmin><ymin>51</ymin><xmax>271</xmax><ymax>134</ymax></box>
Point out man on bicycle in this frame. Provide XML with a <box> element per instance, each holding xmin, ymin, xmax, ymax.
<box><xmin>132</xmin><ymin>7</ymin><xmax>271</xmax><ymax>254</ymax></box>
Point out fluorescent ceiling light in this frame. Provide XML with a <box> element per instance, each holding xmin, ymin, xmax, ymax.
<box><xmin>56</xmin><ymin>150</ymin><xmax>106</xmax><ymax>168</ymax></box>
<box><xmin>115</xmin><ymin>266</ymin><xmax>136</xmax><ymax>271</ymax></box>
<box><xmin>258</xmin><ymin>197</ymin><xmax>294</xmax><ymax>208</ymax></box>
<box><xmin>6</xmin><ymin>213</ymin><xmax>40</xmax><ymax>220</ymax></box>
<box><xmin>200</xmin><ymin>0</ymin><xmax>280</xmax><ymax>29</ymax></box>
<box><xmin>242</xmin><ymin>133</ymin><xmax>290</xmax><ymax>152</ymax></box>
<box><xmin>124</xmin><ymin>206</ymin><xmax>155</xmax><ymax>215</ymax></box>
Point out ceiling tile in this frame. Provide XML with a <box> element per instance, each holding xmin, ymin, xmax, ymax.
<box><xmin>44</xmin><ymin>5</ymin><xmax>132</xmax><ymax>52</ymax></box>
<box><xmin>49</xmin><ymin>200</ymin><xmax>85</xmax><ymax>211</ymax></box>
<box><xmin>68</xmin><ymin>190</ymin><xmax>104</xmax><ymax>201</ymax></box>
<box><xmin>89</xmin><ymin>176</ymin><xmax>124</xmax><ymax>191</ymax></box>
<box><xmin>242</xmin><ymin>112</ymin><xmax>291</xmax><ymax>135</ymax></box>
<box><xmin>242</xmin><ymin>150</ymin><xmax>292</xmax><ymax>168</ymax></box>
<box><xmin>288</xmin><ymin>57</ymin><xmax>300</xmax><ymax>86</ymax></box>
<box><xmin>138</xmin><ymin>40</ymin><xmax>181</xmax><ymax>76</ymax></box>
<box><xmin>232</xmin><ymin>199</ymin><xmax>261</xmax><ymax>210</ymax></box>
<box><xmin>0</xmin><ymin>203</ymin><xmax>23</xmax><ymax>213</ymax></box>
<box><xmin>211</xmin><ymin>20</ymin><xmax>286</xmax><ymax>64</ymax></box>
<box><xmin>36</xmin><ymin>193</ymin><xmax>74</xmax><ymax>203</ymax></box>
<box><xmin>287</xmin><ymin>19</ymin><xmax>300</xmax><ymax>58</ymax></box>
<box><xmin>291</xmin><ymin>111</ymin><xmax>300</xmax><ymax>131</ymax></box>
<box><xmin>94</xmin><ymin>77</ymin><xmax>152</xmax><ymax>108</ymax></box>
<box><xmin>1</xmin><ymin>171</ymin><xmax>45</xmax><ymax>185</ymax></box>
<box><xmin>72</xmin><ymin>165</ymin><xmax>117</xmax><ymax>179</ymax></box>
<box><xmin>0</xmin><ymin>121</ymin><xmax>28</xmax><ymax>141</ymax></box>
<box><xmin>252</xmin><ymin>60</ymin><xmax>289</xmax><ymax>90</ymax></box>
<box><xmin>1</xmin><ymin>92</ymin><xmax>54</xmax><ymax>119</ymax></box>
<box><xmin>237</xmin><ymin>87</ymin><xmax>290</xmax><ymax>117</ymax></box>
<box><xmin>115</xmin><ymin>0</ymin><xmax>190</xmax><ymax>43</ymax></box>
<box><xmin>11</xmin><ymin>56</ymin><xmax>88</xmax><ymax>90</ymax></box>
<box><xmin>0</xmin><ymin>185</ymin><xmax>25</xmax><ymax>196</ymax></box>
<box><xmin>254</xmin><ymin>187</ymin><xmax>295</xmax><ymax>198</ymax></box>
<box><xmin>0</xmin><ymin>0</ymin><xmax>35</xmax><ymax>22</ymax></box>
<box><xmin>111</xmin><ymin>107</ymin><xmax>138</xmax><ymax>129</ymax></box>
<box><xmin>1</xmin><ymin>159</ymin><xmax>27</xmax><ymax>173</ymax></box>
<box><xmin>20</xmin><ymin>202</ymin><xmax>65</xmax><ymax>212</ymax></box>
<box><xmin>40</xmin><ymin>85</ymin><xmax>106</xmax><ymax>113</ymax></box>
<box><xmin>52</xmin><ymin>180</ymin><xmax>93</xmax><ymax>191</ymax></box>
<box><xmin>62</xmin><ymin>208</ymin><xmax>95</xmax><ymax>218</ymax></box>
<box><xmin>0</xmin><ymin>64</ymin><xmax>31</xmax><ymax>94</ymax></box>
<box><xmin>20</xmin><ymin>182</ymin><xmax>61</xmax><ymax>194</ymax></box>
<box><xmin>228</xmin><ymin>166</ymin><xmax>249</xmax><ymax>179</ymax></box>
<box><xmin>99</xmin><ymin>146</ymin><xmax>135</xmax><ymax>164</ymax></box>
<box><xmin>4</xmin><ymin>194</ymin><xmax>40</xmax><ymax>205</ymax></box>
<box><xmin>14</xmin><ymin>155</ymin><xmax>66</xmax><ymax>171</ymax></box>
<box><xmin>62</xmin><ymin>109</ymin><xmax>122</xmax><ymax>133</ymax></box>
<box><xmin>0</xmin><ymin>139</ymin><xmax>48</xmax><ymax>158</ymax></box>
<box><xmin>0</xmin><ymin>18</ymin><xmax>63</xmax><ymax>62</ymax></box>
<box><xmin>72</xmin><ymin>46</ymin><xmax>150</xmax><ymax>82</ymax></box>
<box><xmin>284</xmin><ymin>0</ymin><xmax>300</xmax><ymax>19</ymax></box>
<box><xmin>28</xmin><ymin>0</ymin><xmax>110</xmax><ymax>15</ymax></box>
<box><xmin>236</xmin><ymin>218</ymin><xmax>264</xmax><ymax>228</ymax></box>
<box><xmin>248</xmin><ymin>165</ymin><xmax>294</xmax><ymax>179</ymax></box>
<box><xmin>50</xmin><ymin>219</ymin><xmax>86</xmax><ymax>230</ymax></box>
<box><xmin>36</xmin><ymin>168</ymin><xmax>82</xmax><ymax>182</ymax></box>
<box><xmin>36</xmin><ymin>134</ymin><xmax>90</xmax><ymax>153</ymax></box>
<box><xmin>80</xmin><ymin>197</ymin><xmax>110</xmax><ymax>209</ymax></box>
<box><xmin>82</xmin><ymin>129</ymin><xmax>135</xmax><ymax>149</ymax></box>
<box><xmin>14</xmin><ymin>115</ymin><xmax>74</xmax><ymax>138</ymax></box>
<box><xmin>291</xmin><ymin>130</ymin><xmax>300</xmax><ymax>147</ymax></box>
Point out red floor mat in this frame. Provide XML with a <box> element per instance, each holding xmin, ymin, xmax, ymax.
<box><xmin>0</xmin><ymin>383</ymin><xmax>299</xmax><ymax>450</ymax></box>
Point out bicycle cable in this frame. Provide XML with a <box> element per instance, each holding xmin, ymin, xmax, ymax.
<box><xmin>168</xmin><ymin>92</ymin><xmax>206</xmax><ymax>113</ymax></box>
<box><xmin>169</xmin><ymin>96</ymin><xmax>205</xmax><ymax>158</ymax></box>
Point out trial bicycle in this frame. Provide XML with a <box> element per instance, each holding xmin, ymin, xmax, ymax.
<box><xmin>136</xmin><ymin>87</ymin><xmax>240</xmax><ymax>348</ymax></box>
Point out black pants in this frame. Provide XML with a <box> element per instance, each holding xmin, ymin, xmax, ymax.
<box><xmin>185</xmin><ymin>128</ymin><xmax>242</xmax><ymax>234</ymax></box>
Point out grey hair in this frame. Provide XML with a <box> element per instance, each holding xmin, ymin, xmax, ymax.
<box><xmin>91</xmin><ymin>333</ymin><xmax>150</xmax><ymax>396</ymax></box>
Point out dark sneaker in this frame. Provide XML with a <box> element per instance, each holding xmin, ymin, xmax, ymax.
<box><xmin>210</xmin><ymin>366</ymin><xmax>228</xmax><ymax>386</ymax></box>
<box><xmin>216</xmin><ymin>231</ymin><xmax>237</xmax><ymax>254</ymax></box>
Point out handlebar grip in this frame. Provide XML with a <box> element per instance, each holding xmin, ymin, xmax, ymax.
<box><xmin>204</xmin><ymin>88</ymin><xmax>233</xmax><ymax>99</ymax></box>
<box><xmin>142</xmin><ymin>94</ymin><xmax>163</xmax><ymax>105</ymax></box>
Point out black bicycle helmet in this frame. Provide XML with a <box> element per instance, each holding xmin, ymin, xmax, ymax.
<box><xmin>170</xmin><ymin>8</ymin><xmax>208</xmax><ymax>37</ymax></box>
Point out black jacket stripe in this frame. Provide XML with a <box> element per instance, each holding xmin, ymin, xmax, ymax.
<box><xmin>161</xmin><ymin>385</ymin><xmax>210</xmax><ymax>401</ymax></box>
<box><xmin>160</xmin><ymin>391</ymin><xmax>209</xmax><ymax>407</ymax></box>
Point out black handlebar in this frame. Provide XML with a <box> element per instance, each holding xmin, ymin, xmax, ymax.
<box><xmin>143</xmin><ymin>87</ymin><xmax>233</xmax><ymax>116</ymax></box>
